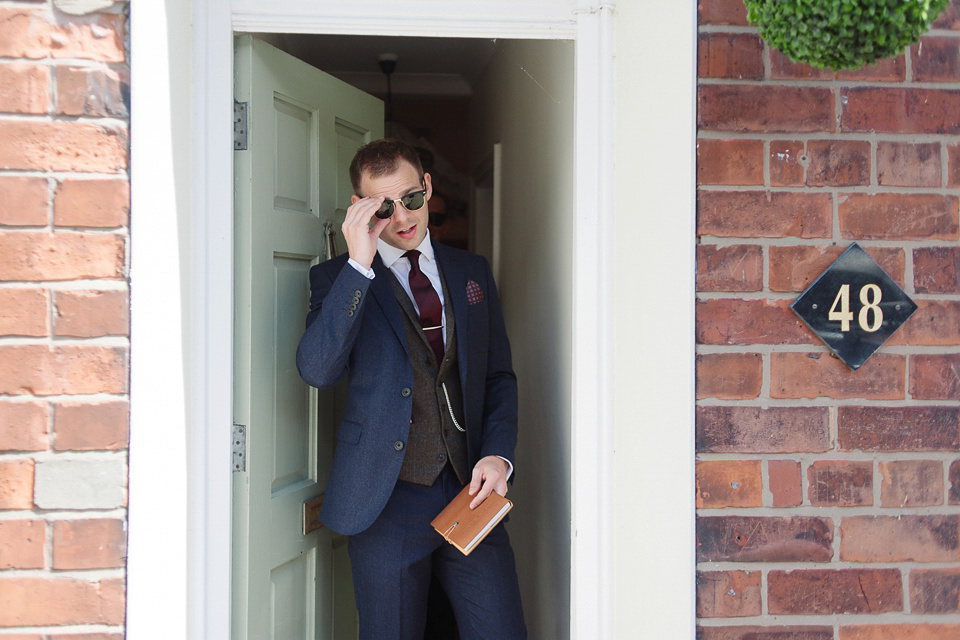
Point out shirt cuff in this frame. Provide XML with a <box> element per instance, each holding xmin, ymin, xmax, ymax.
<box><xmin>347</xmin><ymin>258</ymin><xmax>375</xmax><ymax>279</ymax></box>
<box><xmin>496</xmin><ymin>455</ymin><xmax>514</xmax><ymax>480</ymax></box>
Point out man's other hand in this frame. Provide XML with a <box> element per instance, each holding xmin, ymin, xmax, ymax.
<box><xmin>342</xmin><ymin>195</ymin><xmax>390</xmax><ymax>269</ymax></box>
<box><xmin>468</xmin><ymin>455</ymin><xmax>508</xmax><ymax>509</ymax></box>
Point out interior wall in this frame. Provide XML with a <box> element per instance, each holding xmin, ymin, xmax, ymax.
<box><xmin>470</xmin><ymin>39</ymin><xmax>575</xmax><ymax>639</ymax></box>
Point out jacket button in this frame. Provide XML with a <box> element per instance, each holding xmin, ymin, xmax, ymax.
<box><xmin>352</xmin><ymin>295</ymin><xmax>361</xmax><ymax>304</ymax></box>
<box><xmin>354</xmin><ymin>290</ymin><xmax>362</xmax><ymax>297</ymax></box>
<box><xmin>346</xmin><ymin>310</ymin><xmax>354</xmax><ymax>317</ymax></box>
<box><xmin>394</xmin><ymin>441</ymin><xmax>404</xmax><ymax>451</ymax></box>
<box><xmin>437</xmin><ymin>452</ymin><xmax>446</xmax><ymax>462</ymax></box>
<box><xmin>401</xmin><ymin>387</ymin><xmax>411</xmax><ymax>397</ymax></box>
<box><xmin>348</xmin><ymin>303</ymin><xmax>357</xmax><ymax>311</ymax></box>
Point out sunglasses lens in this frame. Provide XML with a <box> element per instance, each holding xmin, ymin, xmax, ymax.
<box><xmin>400</xmin><ymin>191</ymin><xmax>425</xmax><ymax>211</ymax></box>
<box><xmin>374</xmin><ymin>200</ymin><xmax>395</xmax><ymax>219</ymax></box>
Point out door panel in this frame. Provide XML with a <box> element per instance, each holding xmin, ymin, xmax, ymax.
<box><xmin>234</xmin><ymin>35</ymin><xmax>383</xmax><ymax>640</ymax></box>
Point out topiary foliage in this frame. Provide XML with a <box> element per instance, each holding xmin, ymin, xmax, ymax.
<box><xmin>743</xmin><ymin>0</ymin><xmax>950</xmax><ymax>70</ymax></box>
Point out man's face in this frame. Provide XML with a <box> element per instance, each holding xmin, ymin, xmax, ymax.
<box><xmin>353</xmin><ymin>160</ymin><xmax>432</xmax><ymax>252</ymax></box>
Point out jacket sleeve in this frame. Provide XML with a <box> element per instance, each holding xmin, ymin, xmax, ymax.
<box><xmin>296</xmin><ymin>260</ymin><xmax>374</xmax><ymax>389</ymax></box>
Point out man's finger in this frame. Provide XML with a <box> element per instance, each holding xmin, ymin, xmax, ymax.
<box><xmin>468</xmin><ymin>466</ymin><xmax>483</xmax><ymax>496</ymax></box>
<box><xmin>469</xmin><ymin>479</ymin><xmax>495</xmax><ymax>510</ymax></box>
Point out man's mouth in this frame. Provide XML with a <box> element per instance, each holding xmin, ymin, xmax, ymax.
<box><xmin>397</xmin><ymin>224</ymin><xmax>416</xmax><ymax>238</ymax></box>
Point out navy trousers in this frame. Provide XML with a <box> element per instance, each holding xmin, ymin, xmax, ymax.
<box><xmin>348</xmin><ymin>465</ymin><xmax>527</xmax><ymax>640</ymax></box>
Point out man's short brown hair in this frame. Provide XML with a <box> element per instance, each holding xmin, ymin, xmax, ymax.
<box><xmin>349</xmin><ymin>138</ymin><xmax>424</xmax><ymax>194</ymax></box>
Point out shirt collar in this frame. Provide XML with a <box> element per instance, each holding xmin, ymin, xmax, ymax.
<box><xmin>377</xmin><ymin>230</ymin><xmax>434</xmax><ymax>269</ymax></box>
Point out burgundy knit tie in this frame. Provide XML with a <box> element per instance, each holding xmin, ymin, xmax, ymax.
<box><xmin>404</xmin><ymin>250</ymin><xmax>445</xmax><ymax>365</ymax></box>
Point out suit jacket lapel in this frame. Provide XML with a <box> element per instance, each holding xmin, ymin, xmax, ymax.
<box><xmin>369</xmin><ymin>253</ymin><xmax>410</xmax><ymax>357</ymax></box>
<box><xmin>434</xmin><ymin>241</ymin><xmax>469</xmax><ymax>385</ymax></box>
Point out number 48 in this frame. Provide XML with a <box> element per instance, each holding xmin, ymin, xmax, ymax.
<box><xmin>828</xmin><ymin>284</ymin><xmax>883</xmax><ymax>332</ymax></box>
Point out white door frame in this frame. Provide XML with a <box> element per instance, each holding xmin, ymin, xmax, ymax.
<box><xmin>129</xmin><ymin>1</ymin><xmax>642</xmax><ymax>638</ymax></box>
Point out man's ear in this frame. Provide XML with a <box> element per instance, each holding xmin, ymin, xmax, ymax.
<box><xmin>350</xmin><ymin>194</ymin><xmax>360</xmax><ymax>205</ymax></box>
<box><xmin>423</xmin><ymin>172</ymin><xmax>433</xmax><ymax>201</ymax></box>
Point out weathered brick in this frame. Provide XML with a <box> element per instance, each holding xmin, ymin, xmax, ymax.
<box><xmin>0</xmin><ymin>231</ymin><xmax>125</xmax><ymax>281</ymax></box>
<box><xmin>53</xmin><ymin>401</ymin><xmax>129</xmax><ymax>451</ymax></box>
<box><xmin>697</xmin><ymin>516</ymin><xmax>833</xmax><ymax>562</ymax></box>
<box><xmin>697</xmin><ymin>0</ymin><xmax>749</xmax><ymax>25</ymax></box>
<box><xmin>912</xmin><ymin>569</ymin><xmax>960</xmax><ymax>614</ymax></box>
<box><xmin>0</xmin><ymin>345</ymin><xmax>127</xmax><ymax>395</ymax></box>
<box><xmin>54</xmin><ymin>179</ymin><xmax>129</xmax><ymax>228</ymax></box>
<box><xmin>950</xmin><ymin>142</ymin><xmax>960</xmax><ymax>188</ymax></box>
<box><xmin>696</xmin><ymin>460</ymin><xmax>762</xmax><ymax>508</ymax></box>
<box><xmin>842</xmin><ymin>88</ymin><xmax>960</xmax><ymax>134</ymax></box>
<box><xmin>34</xmin><ymin>459</ymin><xmax>126</xmax><ymax>509</ymax></box>
<box><xmin>841</xmin><ymin>625</ymin><xmax>960</xmax><ymax>640</ymax></box>
<box><xmin>696</xmin><ymin>244</ymin><xmax>763</xmax><ymax>292</ymax></box>
<box><xmin>699</xmin><ymin>628</ymin><xmax>833</xmax><ymax>640</ymax></box>
<box><xmin>697</xmin><ymin>139</ymin><xmax>764</xmax><ymax>185</ymax></box>
<box><xmin>49</xmin><ymin>635</ymin><xmax>124</xmax><ymax>640</ymax></box>
<box><xmin>0</xmin><ymin>459</ymin><xmax>34</xmax><ymax>509</ymax></box>
<box><xmin>910</xmin><ymin>354</ymin><xmax>960</xmax><ymax>401</ymax></box>
<box><xmin>933</xmin><ymin>0</ymin><xmax>960</xmax><ymax>28</ymax></box>
<box><xmin>880</xmin><ymin>460</ymin><xmax>944</xmax><ymax>507</ymax></box>
<box><xmin>890</xmin><ymin>300</ymin><xmax>960</xmax><ymax>346</ymax></box>
<box><xmin>769</xmin><ymin>460</ymin><xmax>802</xmax><ymax>507</ymax></box>
<box><xmin>0</xmin><ymin>8</ymin><xmax>49</xmax><ymax>58</ymax></box>
<box><xmin>769</xmin><ymin>140</ymin><xmax>805</xmax><ymax>186</ymax></box>
<box><xmin>49</xmin><ymin>13</ymin><xmax>126</xmax><ymax>62</ymax></box>
<box><xmin>696</xmin><ymin>571</ymin><xmax>761</xmax><ymax>618</ymax></box>
<box><xmin>0</xmin><ymin>520</ymin><xmax>44</xmax><ymax>569</ymax></box>
<box><xmin>0</xmin><ymin>176</ymin><xmax>48</xmax><ymax>226</ymax></box>
<box><xmin>0</xmin><ymin>63</ymin><xmax>49</xmax><ymax>113</ymax></box>
<box><xmin>699</xmin><ymin>85</ymin><xmax>835</xmax><ymax>133</ymax></box>
<box><xmin>0</xmin><ymin>577</ymin><xmax>124</xmax><ymax>626</ymax></box>
<box><xmin>0</xmin><ymin>288</ymin><xmax>48</xmax><ymax>336</ymax></box>
<box><xmin>53</xmin><ymin>518</ymin><xmax>126</xmax><ymax>569</ymax></box>
<box><xmin>770</xmin><ymin>245</ymin><xmax>904</xmax><ymax>292</ymax></box>
<box><xmin>840</xmin><ymin>515</ymin><xmax>960</xmax><ymax>562</ymax></box>
<box><xmin>771</xmin><ymin>49</ymin><xmax>905</xmax><ymax>81</ymax></box>
<box><xmin>771</xmin><ymin>352</ymin><xmax>905</xmax><ymax>400</ymax></box>
<box><xmin>951</xmin><ymin>460</ymin><xmax>960</xmax><ymax>505</ymax></box>
<box><xmin>914</xmin><ymin>246</ymin><xmax>960</xmax><ymax>293</ymax></box>
<box><xmin>808</xmin><ymin>460</ymin><xmax>872</xmax><ymax>507</ymax></box>
<box><xmin>696</xmin><ymin>353</ymin><xmax>762</xmax><ymax>400</ymax></box>
<box><xmin>0</xmin><ymin>401</ymin><xmax>48</xmax><ymax>452</ymax></box>
<box><xmin>698</xmin><ymin>33</ymin><xmax>764</xmax><ymax>80</ymax></box>
<box><xmin>839</xmin><ymin>194</ymin><xmax>959</xmax><ymax>241</ymax></box>
<box><xmin>839</xmin><ymin>406</ymin><xmax>959</xmax><ymax>452</ymax></box>
<box><xmin>54</xmin><ymin>289</ymin><xmax>128</xmax><ymax>337</ymax></box>
<box><xmin>56</xmin><ymin>65</ymin><xmax>129</xmax><ymax>117</ymax></box>
<box><xmin>768</xmin><ymin>569</ymin><xmax>902</xmax><ymax>614</ymax></box>
<box><xmin>0</xmin><ymin>121</ymin><xmax>127</xmax><ymax>172</ymax></box>
<box><xmin>697</xmin><ymin>406</ymin><xmax>830</xmax><ymax>453</ymax></box>
<box><xmin>698</xmin><ymin>191</ymin><xmax>832</xmax><ymax>238</ymax></box>
<box><xmin>696</xmin><ymin>299</ymin><xmax>815</xmax><ymax>345</ymax></box>
<box><xmin>912</xmin><ymin>37</ymin><xmax>960</xmax><ymax>82</ymax></box>
<box><xmin>806</xmin><ymin>140</ymin><xmax>871</xmax><ymax>186</ymax></box>
<box><xmin>877</xmin><ymin>141</ymin><xmax>941</xmax><ymax>187</ymax></box>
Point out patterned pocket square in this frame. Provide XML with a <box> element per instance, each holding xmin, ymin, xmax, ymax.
<box><xmin>466</xmin><ymin>279</ymin><xmax>485</xmax><ymax>305</ymax></box>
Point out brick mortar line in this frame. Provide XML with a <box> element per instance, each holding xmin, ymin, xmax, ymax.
<box><xmin>697</xmin><ymin>613</ymin><xmax>960</xmax><ymax>626</ymax></box>
<box><xmin>0</xmin><ymin>170</ymin><xmax>129</xmax><ymax>178</ymax></box>
<box><xmin>0</xmin><ymin>57</ymin><xmax>129</xmax><ymax>69</ymax></box>
<box><xmin>0</xmin><ymin>508</ymin><xmax>127</xmax><ymax>521</ymax></box>
<box><xmin>696</xmin><ymin>344</ymin><xmax>960</xmax><ymax>355</ymax></box>
<box><xmin>0</xmin><ymin>281</ymin><xmax>129</xmax><ymax>290</ymax></box>
<box><xmin>0</xmin><ymin>450</ymin><xmax>127</xmax><ymax>462</ymax></box>
<box><xmin>0</xmin><ymin>336</ymin><xmax>130</xmax><ymax>346</ymax></box>
<box><xmin>697</xmin><ymin>561</ymin><xmax>960</xmax><ymax>571</ymax></box>
<box><xmin>696</xmin><ymin>26</ymin><xmax>960</xmax><ymax>38</ymax></box>
<box><xmin>697</xmin><ymin>291</ymin><xmax>960</xmax><ymax>300</ymax></box>
<box><xmin>696</xmin><ymin>398</ymin><xmax>960</xmax><ymax>407</ymax></box>
<box><xmin>0</xmin><ymin>627</ymin><xmax>125</xmax><ymax>636</ymax></box>
<box><xmin>696</xmin><ymin>236</ymin><xmax>960</xmax><ymax>248</ymax></box>
<box><xmin>697</xmin><ymin>505</ymin><xmax>960</xmax><ymax>516</ymax></box>
<box><xmin>0</xmin><ymin>113</ymin><xmax>129</xmax><ymax>127</ymax></box>
<box><xmin>697</xmin><ymin>184</ymin><xmax>960</xmax><ymax>195</ymax></box>
<box><xmin>0</xmin><ymin>568</ymin><xmax>126</xmax><ymax>580</ymax></box>
<box><xmin>0</xmin><ymin>392</ymin><xmax>128</xmax><ymax>401</ymax></box>
<box><xmin>698</xmin><ymin>77</ymin><xmax>960</xmax><ymax>90</ymax></box>
<box><xmin>698</xmin><ymin>131</ymin><xmax>960</xmax><ymax>142</ymax></box>
<box><xmin>0</xmin><ymin>225</ymin><xmax>130</xmax><ymax>234</ymax></box>
<box><xmin>697</xmin><ymin>452</ymin><xmax>959</xmax><ymax>463</ymax></box>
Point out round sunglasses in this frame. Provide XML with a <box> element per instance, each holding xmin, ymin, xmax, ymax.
<box><xmin>374</xmin><ymin>189</ymin><xmax>428</xmax><ymax>219</ymax></box>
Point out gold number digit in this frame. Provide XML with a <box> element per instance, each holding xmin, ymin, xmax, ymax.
<box><xmin>829</xmin><ymin>284</ymin><xmax>853</xmax><ymax>332</ymax></box>
<box><xmin>858</xmin><ymin>284</ymin><xmax>883</xmax><ymax>332</ymax></box>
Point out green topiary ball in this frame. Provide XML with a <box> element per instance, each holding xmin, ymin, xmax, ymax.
<box><xmin>743</xmin><ymin>0</ymin><xmax>950</xmax><ymax>70</ymax></box>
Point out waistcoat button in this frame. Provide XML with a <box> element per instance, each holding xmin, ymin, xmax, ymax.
<box><xmin>401</xmin><ymin>387</ymin><xmax>412</xmax><ymax>397</ymax></box>
<box><xmin>394</xmin><ymin>441</ymin><xmax>404</xmax><ymax>451</ymax></box>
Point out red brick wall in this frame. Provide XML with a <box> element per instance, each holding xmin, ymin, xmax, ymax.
<box><xmin>697</xmin><ymin>1</ymin><xmax>960</xmax><ymax>638</ymax></box>
<box><xmin>0</xmin><ymin>2</ymin><xmax>128</xmax><ymax>637</ymax></box>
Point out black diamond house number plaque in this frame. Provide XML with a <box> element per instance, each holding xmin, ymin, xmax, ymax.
<box><xmin>790</xmin><ymin>243</ymin><xmax>917</xmax><ymax>370</ymax></box>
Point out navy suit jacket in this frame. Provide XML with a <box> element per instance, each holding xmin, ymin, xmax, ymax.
<box><xmin>296</xmin><ymin>240</ymin><xmax>518</xmax><ymax>536</ymax></box>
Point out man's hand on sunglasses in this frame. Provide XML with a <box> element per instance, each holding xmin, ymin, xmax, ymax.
<box><xmin>342</xmin><ymin>195</ymin><xmax>390</xmax><ymax>270</ymax></box>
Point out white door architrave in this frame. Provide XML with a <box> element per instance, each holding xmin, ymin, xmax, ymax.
<box><xmin>129</xmin><ymin>1</ymin><xmax>696</xmax><ymax>639</ymax></box>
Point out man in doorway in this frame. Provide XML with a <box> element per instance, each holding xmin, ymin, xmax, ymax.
<box><xmin>296</xmin><ymin>138</ymin><xmax>526</xmax><ymax>639</ymax></box>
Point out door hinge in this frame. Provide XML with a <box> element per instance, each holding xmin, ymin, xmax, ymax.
<box><xmin>234</xmin><ymin>101</ymin><xmax>248</xmax><ymax>150</ymax></box>
<box><xmin>232</xmin><ymin>423</ymin><xmax>246</xmax><ymax>472</ymax></box>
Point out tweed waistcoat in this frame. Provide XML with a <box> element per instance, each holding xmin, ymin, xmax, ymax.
<box><xmin>391</xmin><ymin>270</ymin><xmax>469</xmax><ymax>486</ymax></box>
